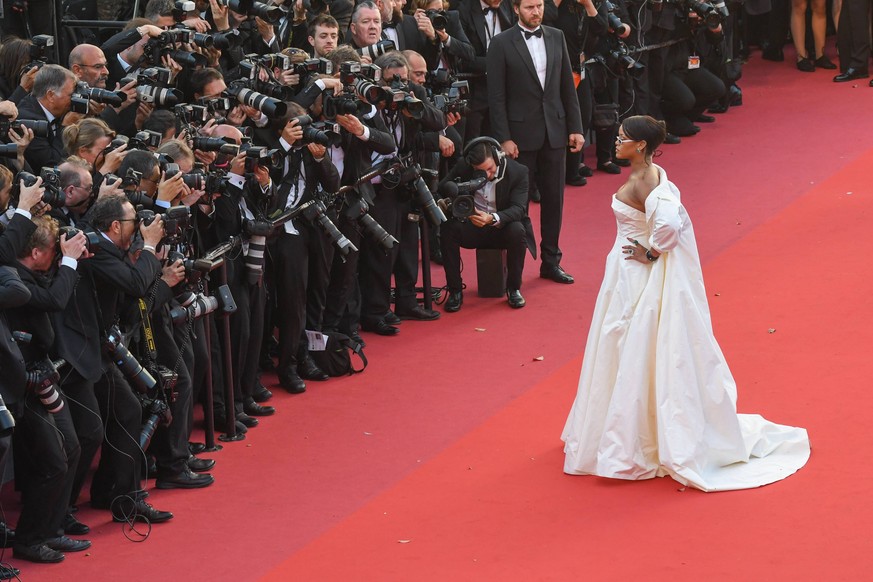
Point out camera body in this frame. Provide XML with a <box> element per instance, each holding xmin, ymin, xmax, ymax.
<box><xmin>0</xmin><ymin>116</ymin><xmax>50</xmax><ymax>140</ymax></box>
<box><xmin>137</xmin><ymin>205</ymin><xmax>191</xmax><ymax>246</ymax></box>
<box><xmin>13</xmin><ymin>168</ymin><xmax>65</xmax><ymax>208</ymax></box>
<box><xmin>425</xmin><ymin>9</ymin><xmax>448</xmax><ymax>30</ymax></box>
<box><xmin>438</xmin><ymin>175</ymin><xmax>487</xmax><ymax>220</ymax></box>
<box><xmin>22</xmin><ymin>35</ymin><xmax>54</xmax><ymax>74</ymax></box>
<box><xmin>59</xmin><ymin>226</ymin><xmax>102</xmax><ymax>254</ymax></box>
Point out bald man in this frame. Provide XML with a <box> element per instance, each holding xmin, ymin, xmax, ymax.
<box><xmin>69</xmin><ymin>44</ymin><xmax>111</xmax><ymax>89</ymax></box>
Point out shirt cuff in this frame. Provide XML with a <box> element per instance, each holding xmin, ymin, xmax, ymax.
<box><xmin>491</xmin><ymin>213</ymin><xmax>500</xmax><ymax>226</ymax></box>
<box><xmin>154</xmin><ymin>199</ymin><xmax>171</xmax><ymax>209</ymax></box>
<box><xmin>357</xmin><ymin>125</ymin><xmax>370</xmax><ymax>141</ymax></box>
<box><xmin>228</xmin><ymin>173</ymin><xmax>246</xmax><ymax>189</ymax></box>
<box><xmin>60</xmin><ymin>256</ymin><xmax>78</xmax><ymax>270</ymax></box>
<box><xmin>14</xmin><ymin>208</ymin><xmax>32</xmax><ymax>219</ymax></box>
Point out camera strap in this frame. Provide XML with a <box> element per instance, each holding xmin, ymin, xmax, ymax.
<box><xmin>137</xmin><ymin>298</ymin><xmax>158</xmax><ymax>364</ymax></box>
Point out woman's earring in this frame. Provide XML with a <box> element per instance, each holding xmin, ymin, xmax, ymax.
<box><xmin>636</xmin><ymin>148</ymin><xmax>642</xmax><ymax>153</ymax></box>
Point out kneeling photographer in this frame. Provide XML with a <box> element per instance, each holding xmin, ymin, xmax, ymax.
<box><xmin>438</xmin><ymin>138</ymin><xmax>535</xmax><ymax>312</ymax></box>
<box><xmin>6</xmin><ymin>216</ymin><xmax>92</xmax><ymax>563</ymax></box>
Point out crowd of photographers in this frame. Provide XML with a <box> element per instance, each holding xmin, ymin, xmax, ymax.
<box><xmin>0</xmin><ymin>0</ymin><xmax>748</xmax><ymax>575</ymax></box>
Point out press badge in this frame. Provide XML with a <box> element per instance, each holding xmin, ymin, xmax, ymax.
<box><xmin>688</xmin><ymin>55</ymin><xmax>700</xmax><ymax>69</ymax></box>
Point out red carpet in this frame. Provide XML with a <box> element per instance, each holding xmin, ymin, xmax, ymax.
<box><xmin>6</xmin><ymin>51</ymin><xmax>873</xmax><ymax>580</ymax></box>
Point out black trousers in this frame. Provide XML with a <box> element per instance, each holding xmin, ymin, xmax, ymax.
<box><xmin>359</xmin><ymin>184</ymin><xmax>402</xmax><ymax>327</ymax></box>
<box><xmin>90</xmin><ymin>364</ymin><xmax>144</xmax><ymax>504</ymax></box>
<box><xmin>227</xmin><ymin>255</ymin><xmax>266</xmax><ymax>404</ymax></box>
<box><xmin>12</xmin><ymin>390</ymin><xmax>80</xmax><ymax>545</ymax></box>
<box><xmin>323</xmin><ymin>212</ymin><xmax>363</xmax><ymax>335</ymax></box>
<box><xmin>837</xmin><ymin>0</ymin><xmax>871</xmax><ymax>72</ymax></box>
<box><xmin>517</xmin><ymin>146</ymin><xmax>566</xmax><ymax>269</ymax></box>
<box><xmin>60</xmin><ymin>370</ymin><xmax>103</xmax><ymax>506</ymax></box>
<box><xmin>392</xmin><ymin>197</ymin><xmax>423</xmax><ymax>313</ymax></box>
<box><xmin>662</xmin><ymin>67</ymin><xmax>726</xmax><ymax>133</ymax></box>
<box><xmin>440</xmin><ymin>219</ymin><xmax>527</xmax><ymax>293</ymax></box>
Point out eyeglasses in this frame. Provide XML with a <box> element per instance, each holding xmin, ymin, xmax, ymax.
<box><xmin>79</xmin><ymin>63</ymin><xmax>109</xmax><ymax>71</ymax></box>
<box><xmin>615</xmin><ymin>136</ymin><xmax>636</xmax><ymax>144</ymax></box>
<box><xmin>118</xmin><ymin>218</ymin><xmax>137</xmax><ymax>224</ymax></box>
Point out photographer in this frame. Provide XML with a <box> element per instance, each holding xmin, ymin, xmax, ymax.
<box><xmin>0</xmin><ymin>38</ymin><xmax>39</xmax><ymax>104</ymax></box>
<box><xmin>7</xmin><ymin>216</ymin><xmax>91</xmax><ymax>563</ymax></box>
<box><xmin>52</xmin><ymin>194</ymin><xmax>173</xmax><ymax>523</ymax></box>
<box><xmin>69</xmin><ymin>44</ymin><xmax>139</xmax><ymax>136</ymax></box>
<box><xmin>16</xmin><ymin>65</ymin><xmax>79</xmax><ymax>171</ymax></box>
<box><xmin>411</xmin><ymin>0</ymin><xmax>476</xmax><ymax>76</ymax></box>
<box><xmin>62</xmin><ymin>118</ymin><xmax>130</xmax><ymax>177</ymax></box>
<box><xmin>439</xmin><ymin>138</ymin><xmax>535</xmax><ymax>311</ymax></box>
<box><xmin>267</xmin><ymin>102</ymin><xmax>340</xmax><ymax>392</ymax></box>
<box><xmin>101</xmin><ymin>21</ymin><xmax>170</xmax><ymax>87</ymax></box>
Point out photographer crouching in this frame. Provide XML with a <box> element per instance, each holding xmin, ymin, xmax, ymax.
<box><xmin>438</xmin><ymin>138</ymin><xmax>535</xmax><ymax>312</ymax></box>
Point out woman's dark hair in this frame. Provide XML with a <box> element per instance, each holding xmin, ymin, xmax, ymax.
<box><xmin>621</xmin><ymin>115</ymin><xmax>667</xmax><ymax>158</ymax></box>
<box><xmin>0</xmin><ymin>37</ymin><xmax>32</xmax><ymax>89</ymax></box>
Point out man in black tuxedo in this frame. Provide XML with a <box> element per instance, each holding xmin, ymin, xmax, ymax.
<box><xmin>15</xmin><ymin>65</ymin><xmax>78</xmax><ymax>172</ymax></box>
<box><xmin>439</xmin><ymin>138</ymin><xmax>535</xmax><ymax>310</ymax></box>
<box><xmin>487</xmin><ymin>0</ymin><xmax>583</xmax><ymax>284</ymax></box>
<box><xmin>349</xmin><ymin>1</ymin><xmax>440</xmax><ymax>68</ymax></box>
<box><xmin>457</xmin><ymin>0</ymin><xmax>516</xmax><ymax>142</ymax></box>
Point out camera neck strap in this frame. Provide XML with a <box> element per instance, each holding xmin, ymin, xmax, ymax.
<box><xmin>137</xmin><ymin>298</ymin><xmax>158</xmax><ymax>364</ymax></box>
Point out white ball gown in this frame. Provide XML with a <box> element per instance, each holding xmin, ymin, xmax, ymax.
<box><xmin>561</xmin><ymin>166</ymin><xmax>810</xmax><ymax>491</ymax></box>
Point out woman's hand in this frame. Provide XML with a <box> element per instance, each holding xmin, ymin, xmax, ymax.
<box><xmin>622</xmin><ymin>237</ymin><xmax>659</xmax><ymax>263</ymax></box>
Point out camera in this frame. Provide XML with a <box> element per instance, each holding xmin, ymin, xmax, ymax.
<box><xmin>385</xmin><ymin>160</ymin><xmax>446</xmax><ymax>226</ymax></box>
<box><xmin>143</xmin><ymin>32</ymin><xmax>208</xmax><ymax>68</ymax></box>
<box><xmin>137</xmin><ymin>205</ymin><xmax>191</xmax><ymax>245</ymax></box>
<box><xmin>357</xmin><ymin>39</ymin><xmax>396</xmax><ymax>61</ymax></box>
<box><xmin>226</xmin><ymin>81</ymin><xmax>288</xmax><ymax>118</ymax></box>
<box><xmin>25</xmin><ymin>357</ymin><xmax>66</xmax><ymax>414</ymax></box>
<box><xmin>169</xmin><ymin>286</ymin><xmax>237</xmax><ymax>326</ymax></box>
<box><xmin>218</xmin><ymin>0</ymin><xmax>282</xmax><ymax>22</ymax></box>
<box><xmin>12</xmin><ymin>168</ymin><xmax>65</xmax><ymax>208</ymax></box>
<box><xmin>242</xmin><ymin>218</ymin><xmax>275</xmax><ymax>238</ymax></box>
<box><xmin>302</xmin><ymin>200</ymin><xmax>358</xmax><ymax>257</ymax></box>
<box><xmin>59</xmin><ymin>226</ymin><xmax>102</xmax><ymax>253</ymax></box>
<box><xmin>103</xmin><ymin>326</ymin><xmax>157</xmax><ymax>394</ymax></box>
<box><xmin>343</xmin><ymin>195</ymin><xmax>397</xmax><ymax>250</ymax></box>
<box><xmin>686</xmin><ymin>0</ymin><xmax>727</xmax><ymax>30</ymax></box>
<box><xmin>22</xmin><ymin>35</ymin><xmax>54</xmax><ymax>74</ymax></box>
<box><xmin>130</xmin><ymin>130</ymin><xmax>163</xmax><ymax>150</ymax></box>
<box><xmin>241</xmin><ymin>144</ymin><xmax>283</xmax><ymax>173</ymax></box>
<box><xmin>437</xmin><ymin>175</ymin><xmax>487</xmax><ymax>220</ymax></box>
<box><xmin>192</xmin><ymin>136</ymin><xmax>239</xmax><ymax>155</ymax></box>
<box><xmin>167</xmin><ymin>249</ymin><xmax>219</xmax><ymax>286</ymax></box>
<box><xmin>136</xmin><ymin>67</ymin><xmax>183</xmax><ymax>107</ymax></box>
<box><xmin>172</xmin><ymin>0</ymin><xmax>196</xmax><ymax>21</ymax></box>
<box><xmin>425</xmin><ymin>9</ymin><xmax>447</xmax><ymax>30</ymax></box>
<box><xmin>431</xmin><ymin>80</ymin><xmax>470</xmax><ymax>116</ymax></box>
<box><xmin>75</xmin><ymin>81</ymin><xmax>126</xmax><ymax>107</ymax></box>
<box><xmin>0</xmin><ymin>116</ymin><xmax>50</xmax><ymax>140</ymax></box>
<box><xmin>138</xmin><ymin>362</ymin><xmax>178</xmax><ymax>449</ymax></box>
<box><xmin>293</xmin><ymin>115</ymin><xmax>342</xmax><ymax>147</ymax></box>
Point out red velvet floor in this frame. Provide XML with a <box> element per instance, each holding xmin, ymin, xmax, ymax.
<box><xmin>4</xmin><ymin>47</ymin><xmax>873</xmax><ymax>580</ymax></box>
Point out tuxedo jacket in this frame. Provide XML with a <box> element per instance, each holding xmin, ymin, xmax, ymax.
<box><xmin>0</xmin><ymin>266</ymin><xmax>30</xmax><ymax>411</ymax></box>
<box><xmin>350</xmin><ymin>15</ymin><xmax>441</xmax><ymax>70</ymax></box>
<box><xmin>439</xmin><ymin>11</ymin><xmax>476</xmax><ymax>71</ymax></box>
<box><xmin>0</xmin><ymin>213</ymin><xmax>37</xmax><ymax>266</ymax></box>
<box><xmin>439</xmin><ymin>155</ymin><xmax>536</xmax><ymax>257</ymax></box>
<box><xmin>457</xmin><ymin>0</ymin><xmax>516</xmax><ymax>112</ymax></box>
<box><xmin>337</xmin><ymin>105</ymin><xmax>396</xmax><ymax>206</ymax></box>
<box><xmin>52</xmin><ymin>230</ymin><xmax>162</xmax><ymax>382</ymax></box>
<box><xmin>101</xmin><ymin>28</ymin><xmax>144</xmax><ymax>88</ymax></box>
<box><xmin>16</xmin><ymin>94</ymin><xmax>67</xmax><ymax>171</ymax></box>
<box><xmin>486</xmin><ymin>24</ymin><xmax>583</xmax><ymax>151</ymax></box>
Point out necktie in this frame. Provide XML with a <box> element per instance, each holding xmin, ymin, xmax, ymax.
<box><xmin>523</xmin><ymin>28</ymin><xmax>543</xmax><ymax>40</ymax></box>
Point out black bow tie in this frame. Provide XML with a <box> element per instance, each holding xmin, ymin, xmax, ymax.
<box><xmin>482</xmin><ymin>6</ymin><xmax>495</xmax><ymax>15</ymax></box>
<box><xmin>384</xmin><ymin>20</ymin><xmax>397</xmax><ymax>29</ymax></box>
<box><xmin>523</xmin><ymin>28</ymin><xmax>543</xmax><ymax>39</ymax></box>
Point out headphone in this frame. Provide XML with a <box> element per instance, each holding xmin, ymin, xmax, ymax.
<box><xmin>463</xmin><ymin>137</ymin><xmax>507</xmax><ymax>182</ymax></box>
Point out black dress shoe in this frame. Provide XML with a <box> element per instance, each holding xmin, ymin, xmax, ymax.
<box><xmin>244</xmin><ymin>397</ymin><xmax>275</xmax><ymax>416</ymax></box>
<box><xmin>188</xmin><ymin>455</ymin><xmax>216</xmax><ymax>472</ymax></box>
<box><xmin>444</xmin><ymin>291</ymin><xmax>463</xmax><ymax>312</ymax></box>
<box><xmin>529</xmin><ymin>185</ymin><xmax>541</xmax><ymax>203</ymax></box>
<box><xmin>236</xmin><ymin>412</ymin><xmax>258</xmax><ymax>428</ymax></box>
<box><xmin>188</xmin><ymin>441</ymin><xmax>207</xmax><ymax>455</ymax></box>
<box><xmin>252</xmin><ymin>382</ymin><xmax>273</xmax><ymax>403</ymax></box>
<box><xmin>814</xmin><ymin>55</ymin><xmax>836</xmax><ymax>70</ymax></box>
<box><xmin>395</xmin><ymin>305</ymin><xmax>441</xmax><ymax>320</ymax></box>
<box><xmin>707</xmin><ymin>103</ymin><xmax>728</xmax><ymax>114</ymax></box>
<box><xmin>761</xmin><ymin>45</ymin><xmax>784</xmax><ymax>62</ymax></box>
<box><xmin>565</xmin><ymin>174</ymin><xmax>587</xmax><ymax>186</ymax></box>
<box><xmin>796</xmin><ymin>57</ymin><xmax>815</xmax><ymax>72</ymax></box>
<box><xmin>0</xmin><ymin>521</ymin><xmax>14</xmax><ymax>548</ymax></box>
<box><xmin>578</xmin><ymin>163</ymin><xmax>593</xmax><ymax>177</ymax></box>
<box><xmin>695</xmin><ymin>114</ymin><xmax>716</xmax><ymax>123</ymax></box>
<box><xmin>156</xmin><ymin>468</ymin><xmax>215</xmax><ymax>490</ymax></box>
<box><xmin>664</xmin><ymin>133</ymin><xmax>682</xmax><ymax>144</ymax></box>
<box><xmin>46</xmin><ymin>535</ymin><xmax>91</xmax><ymax>552</ymax></box>
<box><xmin>597</xmin><ymin>161</ymin><xmax>621</xmax><ymax>174</ymax></box>
<box><xmin>112</xmin><ymin>500</ymin><xmax>174</xmax><ymax>523</ymax></box>
<box><xmin>62</xmin><ymin>513</ymin><xmax>90</xmax><ymax>536</ymax></box>
<box><xmin>612</xmin><ymin>158</ymin><xmax>630</xmax><ymax>167</ymax></box>
<box><xmin>507</xmin><ymin>289</ymin><xmax>526</xmax><ymax>309</ymax></box>
<box><xmin>215</xmin><ymin>414</ymin><xmax>248</xmax><ymax>433</ymax></box>
<box><xmin>299</xmin><ymin>357</ymin><xmax>329</xmax><ymax>380</ymax></box>
<box><xmin>13</xmin><ymin>542</ymin><xmax>64</xmax><ymax>563</ymax></box>
<box><xmin>278</xmin><ymin>368</ymin><xmax>307</xmax><ymax>393</ymax></box>
<box><xmin>834</xmin><ymin>68</ymin><xmax>869</xmax><ymax>82</ymax></box>
<box><xmin>361</xmin><ymin>319</ymin><xmax>400</xmax><ymax>336</ymax></box>
<box><xmin>540</xmin><ymin>265</ymin><xmax>575</xmax><ymax>284</ymax></box>
<box><xmin>383</xmin><ymin>311</ymin><xmax>402</xmax><ymax>325</ymax></box>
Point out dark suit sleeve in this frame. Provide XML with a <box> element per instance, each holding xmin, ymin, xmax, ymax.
<box><xmin>0</xmin><ymin>213</ymin><xmax>37</xmax><ymax>265</ymax></box>
<box><xmin>411</xmin><ymin>83</ymin><xmax>447</xmax><ymax>132</ymax></box>
<box><xmin>315</xmin><ymin>154</ymin><xmax>341</xmax><ymax>193</ymax></box>
<box><xmin>90</xmin><ymin>248</ymin><xmax>162</xmax><ymax>298</ymax></box>
<box><xmin>486</xmin><ymin>34</ymin><xmax>511</xmax><ymax>144</ymax></box>
<box><xmin>495</xmin><ymin>160</ymin><xmax>529</xmax><ymax>224</ymax></box>
<box><xmin>328</xmin><ymin>0</ymin><xmax>353</xmax><ymax>37</ymax></box>
<box><xmin>443</xmin><ymin>12</ymin><xmax>476</xmax><ymax>63</ymax></box>
<box><xmin>360</xmin><ymin>107</ymin><xmax>397</xmax><ymax>155</ymax></box>
<box><xmin>0</xmin><ymin>265</ymin><xmax>31</xmax><ymax>309</ymax></box>
<box><xmin>19</xmin><ymin>265</ymin><xmax>78</xmax><ymax>311</ymax></box>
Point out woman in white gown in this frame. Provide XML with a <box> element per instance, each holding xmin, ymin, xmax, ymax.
<box><xmin>561</xmin><ymin>116</ymin><xmax>810</xmax><ymax>492</ymax></box>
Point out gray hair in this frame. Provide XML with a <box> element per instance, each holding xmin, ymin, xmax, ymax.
<box><xmin>351</xmin><ymin>1</ymin><xmax>380</xmax><ymax>25</ymax></box>
<box><xmin>32</xmin><ymin>64</ymin><xmax>77</xmax><ymax>100</ymax></box>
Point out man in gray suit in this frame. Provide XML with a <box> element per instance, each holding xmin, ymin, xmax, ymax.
<box><xmin>486</xmin><ymin>0</ymin><xmax>583</xmax><ymax>284</ymax></box>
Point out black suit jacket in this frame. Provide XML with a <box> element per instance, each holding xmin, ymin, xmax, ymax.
<box><xmin>439</xmin><ymin>155</ymin><xmax>536</xmax><ymax>257</ymax></box>
<box><xmin>439</xmin><ymin>11</ymin><xmax>476</xmax><ymax>70</ymax></box>
<box><xmin>0</xmin><ymin>266</ymin><xmax>30</xmax><ymax>412</ymax></box>
<box><xmin>0</xmin><ymin>213</ymin><xmax>37</xmax><ymax>265</ymax></box>
<box><xmin>486</xmin><ymin>24</ymin><xmax>583</xmax><ymax>151</ymax></box>
<box><xmin>457</xmin><ymin>0</ymin><xmax>516</xmax><ymax>112</ymax></box>
<box><xmin>337</xmin><ymin>105</ymin><xmax>396</xmax><ymax>205</ymax></box>
<box><xmin>101</xmin><ymin>28</ymin><xmax>144</xmax><ymax>88</ymax></box>
<box><xmin>53</xmin><ymin>230</ymin><xmax>162</xmax><ymax>381</ymax></box>
<box><xmin>16</xmin><ymin>94</ymin><xmax>67</xmax><ymax>171</ymax></box>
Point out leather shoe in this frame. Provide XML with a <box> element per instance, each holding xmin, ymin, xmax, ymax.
<box><xmin>445</xmin><ymin>291</ymin><xmax>463</xmax><ymax>312</ymax></box>
<box><xmin>156</xmin><ymin>468</ymin><xmax>215</xmax><ymax>489</ymax></box>
<box><xmin>13</xmin><ymin>542</ymin><xmax>64</xmax><ymax>563</ymax></box>
<box><xmin>695</xmin><ymin>114</ymin><xmax>716</xmax><ymax>123</ymax></box>
<box><xmin>383</xmin><ymin>311</ymin><xmax>401</xmax><ymax>325</ymax></box>
<box><xmin>45</xmin><ymin>535</ymin><xmax>90</xmax><ymax>553</ymax></box>
<box><xmin>300</xmin><ymin>357</ymin><xmax>329</xmax><ymax>380</ymax></box>
<box><xmin>112</xmin><ymin>500</ymin><xmax>173</xmax><ymax>523</ymax></box>
<box><xmin>395</xmin><ymin>305</ymin><xmax>440</xmax><ymax>320</ymax></box>
<box><xmin>529</xmin><ymin>185</ymin><xmax>541</xmax><ymax>203</ymax></box>
<box><xmin>61</xmin><ymin>513</ymin><xmax>90</xmax><ymax>536</ymax></box>
<box><xmin>188</xmin><ymin>441</ymin><xmax>207</xmax><ymax>455</ymax></box>
<box><xmin>507</xmin><ymin>289</ymin><xmax>526</xmax><ymax>309</ymax></box>
<box><xmin>235</xmin><ymin>411</ymin><xmax>258</xmax><ymax>428</ymax></box>
<box><xmin>834</xmin><ymin>68</ymin><xmax>869</xmax><ymax>82</ymax></box>
<box><xmin>761</xmin><ymin>45</ymin><xmax>784</xmax><ymax>61</ymax></box>
<box><xmin>664</xmin><ymin>133</ymin><xmax>682</xmax><ymax>144</ymax></box>
<box><xmin>565</xmin><ymin>174</ymin><xmax>587</xmax><ymax>186</ymax></box>
<box><xmin>796</xmin><ymin>57</ymin><xmax>814</xmax><ymax>72</ymax></box>
<box><xmin>215</xmin><ymin>414</ymin><xmax>248</xmax><ymax>433</ymax></box>
<box><xmin>361</xmin><ymin>319</ymin><xmax>399</xmax><ymax>336</ymax></box>
<box><xmin>252</xmin><ymin>382</ymin><xmax>273</xmax><ymax>403</ymax></box>
<box><xmin>244</xmin><ymin>397</ymin><xmax>275</xmax><ymax>416</ymax></box>
<box><xmin>578</xmin><ymin>163</ymin><xmax>593</xmax><ymax>177</ymax></box>
<box><xmin>814</xmin><ymin>55</ymin><xmax>836</xmax><ymax>69</ymax></box>
<box><xmin>540</xmin><ymin>265</ymin><xmax>575</xmax><ymax>284</ymax></box>
<box><xmin>188</xmin><ymin>455</ymin><xmax>216</xmax><ymax>472</ymax></box>
<box><xmin>597</xmin><ymin>161</ymin><xmax>621</xmax><ymax>174</ymax></box>
<box><xmin>278</xmin><ymin>368</ymin><xmax>306</xmax><ymax>393</ymax></box>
